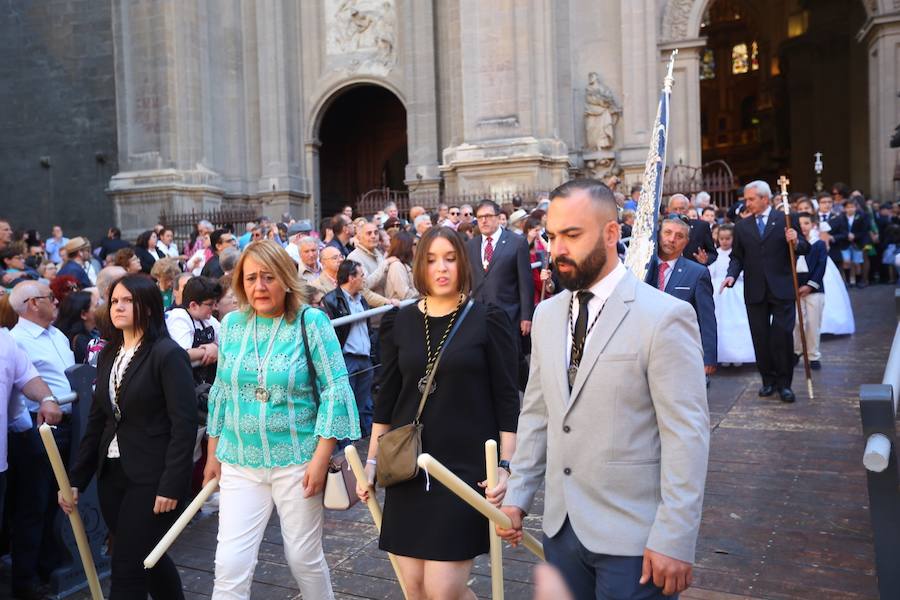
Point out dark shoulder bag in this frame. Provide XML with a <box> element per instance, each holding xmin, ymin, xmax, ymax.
<box><xmin>376</xmin><ymin>299</ymin><xmax>474</xmax><ymax>488</ymax></box>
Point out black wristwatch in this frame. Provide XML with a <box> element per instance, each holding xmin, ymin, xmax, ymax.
<box><xmin>498</xmin><ymin>460</ymin><xmax>511</xmax><ymax>474</ymax></box>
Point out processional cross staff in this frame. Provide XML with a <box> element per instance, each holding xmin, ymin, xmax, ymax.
<box><xmin>778</xmin><ymin>175</ymin><xmax>815</xmax><ymax>399</ymax></box>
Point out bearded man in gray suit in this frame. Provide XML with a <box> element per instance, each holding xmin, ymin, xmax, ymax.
<box><xmin>497</xmin><ymin>179</ymin><xmax>710</xmax><ymax>599</ymax></box>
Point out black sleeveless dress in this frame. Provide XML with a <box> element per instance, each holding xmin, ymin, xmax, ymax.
<box><xmin>374</xmin><ymin>301</ymin><xmax>520</xmax><ymax>560</ymax></box>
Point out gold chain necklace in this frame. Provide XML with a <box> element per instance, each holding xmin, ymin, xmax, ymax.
<box><xmin>418</xmin><ymin>294</ymin><xmax>463</xmax><ymax>395</ymax></box>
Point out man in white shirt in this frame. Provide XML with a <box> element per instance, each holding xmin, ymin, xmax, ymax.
<box><xmin>7</xmin><ymin>281</ymin><xmax>74</xmax><ymax>598</ymax></box>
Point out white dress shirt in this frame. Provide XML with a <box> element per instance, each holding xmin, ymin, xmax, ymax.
<box><xmin>0</xmin><ymin>329</ymin><xmax>39</xmax><ymax>469</ymax></box>
<box><xmin>165</xmin><ymin>308</ymin><xmax>221</xmax><ymax>351</ymax></box>
<box><xmin>565</xmin><ymin>260</ymin><xmax>627</xmax><ymax>365</ymax></box>
<box><xmin>10</xmin><ymin>318</ymin><xmax>75</xmax><ymax>419</ymax></box>
<box><xmin>480</xmin><ymin>228</ymin><xmax>503</xmax><ymax>269</ymax></box>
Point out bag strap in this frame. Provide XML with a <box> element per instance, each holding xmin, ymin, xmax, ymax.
<box><xmin>413</xmin><ymin>298</ymin><xmax>474</xmax><ymax>423</ymax></box>
<box><xmin>300</xmin><ymin>307</ymin><xmax>321</xmax><ymax>408</ymax></box>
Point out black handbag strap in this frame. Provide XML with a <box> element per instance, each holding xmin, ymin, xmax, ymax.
<box><xmin>300</xmin><ymin>307</ymin><xmax>320</xmax><ymax>408</ymax></box>
<box><xmin>413</xmin><ymin>298</ymin><xmax>474</xmax><ymax>424</ymax></box>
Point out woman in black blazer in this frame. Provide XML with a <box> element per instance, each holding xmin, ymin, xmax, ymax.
<box><xmin>134</xmin><ymin>230</ymin><xmax>163</xmax><ymax>274</ymax></box>
<box><xmin>60</xmin><ymin>273</ymin><xmax>197</xmax><ymax>599</ymax></box>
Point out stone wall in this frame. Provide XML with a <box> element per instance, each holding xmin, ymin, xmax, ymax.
<box><xmin>0</xmin><ymin>0</ymin><xmax>117</xmax><ymax>240</ymax></box>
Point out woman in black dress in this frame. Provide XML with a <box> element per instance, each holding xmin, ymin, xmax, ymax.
<box><xmin>358</xmin><ymin>227</ymin><xmax>520</xmax><ymax>599</ymax></box>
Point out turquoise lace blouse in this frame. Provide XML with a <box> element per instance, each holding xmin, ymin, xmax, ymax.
<box><xmin>208</xmin><ymin>307</ymin><xmax>361</xmax><ymax>467</ymax></box>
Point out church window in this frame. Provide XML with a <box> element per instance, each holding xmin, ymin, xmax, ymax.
<box><xmin>732</xmin><ymin>43</ymin><xmax>749</xmax><ymax>74</ymax></box>
<box><xmin>700</xmin><ymin>49</ymin><xmax>716</xmax><ymax>80</ymax></box>
<box><xmin>751</xmin><ymin>41</ymin><xmax>759</xmax><ymax>71</ymax></box>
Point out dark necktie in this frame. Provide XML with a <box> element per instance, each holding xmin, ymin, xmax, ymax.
<box><xmin>568</xmin><ymin>290</ymin><xmax>594</xmax><ymax>389</ymax></box>
<box><xmin>756</xmin><ymin>215</ymin><xmax>766</xmax><ymax>236</ymax></box>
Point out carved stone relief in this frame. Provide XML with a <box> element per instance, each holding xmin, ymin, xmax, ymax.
<box><xmin>584</xmin><ymin>72</ymin><xmax>621</xmax><ymax>152</ymax></box>
<box><xmin>326</xmin><ymin>0</ymin><xmax>396</xmax><ymax>75</ymax></box>
<box><xmin>661</xmin><ymin>0</ymin><xmax>694</xmax><ymax>42</ymax></box>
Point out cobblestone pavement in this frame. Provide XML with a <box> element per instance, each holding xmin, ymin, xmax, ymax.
<box><xmin>56</xmin><ymin>285</ymin><xmax>893</xmax><ymax>599</ymax></box>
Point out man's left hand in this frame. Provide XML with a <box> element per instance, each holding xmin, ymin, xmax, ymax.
<box><xmin>639</xmin><ymin>548</ymin><xmax>693</xmax><ymax>596</ymax></box>
<box><xmin>37</xmin><ymin>400</ymin><xmax>62</xmax><ymax>426</ymax></box>
<box><xmin>798</xmin><ymin>285</ymin><xmax>813</xmax><ymax>298</ymax></box>
<box><xmin>692</xmin><ymin>248</ymin><xmax>708</xmax><ymax>265</ymax></box>
<box><xmin>704</xmin><ymin>365</ymin><xmax>716</xmax><ymax>376</ymax></box>
<box><xmin>785</xmin><ymin>228</ymin><xmax>798</xmax><ymax>244</ymax></box>
<box><xmin>520</xmin><ymin>320</ymin><xmax>532</xmax><ymax>336</ymax></box>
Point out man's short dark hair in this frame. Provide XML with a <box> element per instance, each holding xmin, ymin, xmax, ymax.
<box><xmin>109</xmin><ymin>227</ymin><xmax>122</xmax><ymax>239</ymax></box>
<box><xmin>549</xmin><ymin>178</ymin><xmax>617</xmax><ymax>219</ymax></box>
<box><xmin>831</xmin><ymin>182</ymin><xmax>850</xmax><ymax>198</ymax></box>
<box><xmin>331</xmin><ymin>217</ymin><xmax>346</xmax><ymax>237</ymax></box>
<box><xmin>630</xmin><ymin>184</ymin><xmax>642</xmax><ymax>195</ymax></box>
<box><xmin>182</xmin><ymin>276</ymin><xmax>223</xmax><ymax>307</ymax></box>
<box><xmin>210</xmin><ymin>229</ymin><xmax>228</xmax><ymax>250</ymax></box>
<box><xmin>337</xmin><ymin>259</ymin><xmax>361</xmax><ymax>286</ymax></box>
<box><xmin>475</xmin><ymin>200</ymin><xmax>501</xmax><ymax>217</ymax></box>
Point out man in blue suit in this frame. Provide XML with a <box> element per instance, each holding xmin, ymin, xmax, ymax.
<box><xmin>647</xmin><ymin>216</ymin><xmax>718</xmax><ymax>378</ymax></box>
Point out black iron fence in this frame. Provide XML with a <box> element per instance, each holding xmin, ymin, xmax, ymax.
<box><xmin>159</xmin><ymin>208</ymin><xmax>259</xmax><ymax>250</ymax></box>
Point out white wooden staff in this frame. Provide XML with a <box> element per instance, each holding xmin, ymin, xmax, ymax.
<box><xmin>485</xmin><ymin>440</ymin><xmax>504</xmax><ymax>599</ymax></box>
<box><xmin>416</xmin><ymin>453</ymin><xmax>545</xmax><ymax>561</ymax></box>
<box><xmin>39</xmin><ymin>424</ymin><xmax>104</xmax><ymax>600</ymax></box>
<box><xmin>344</xmin><ymin>445</ymin><xmax>409</xmax><ymax>599</ymax></box>
<box><xmin>144</xmin><ymin>477</ymin><xmax>219</xmax><ymax>569</ymax></box>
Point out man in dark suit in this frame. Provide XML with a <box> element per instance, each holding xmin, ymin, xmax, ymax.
<box><xmin>722</xmin><ymin>181</ymin><xmax>809</xmax><ymax>403</ymax></box>
<box><xmin>647</xmin><ymin>216</ymin><xmax>717</xmax><ymax>377</ymax></box>
<box><xmin>667</xmin><ymin>194</ymin><xmax>717</xmax><ymax>266</ymax></box>
<box><xmin>466</xmin><ymin>200</ymin><xmax>533</xmax><ymax>389</ymax></box>
<box><xmin>201</xmin><ymin>229</ymin><xmax>236</xmax><ymax>279</ymax></box>
<box><xmin>97</xmin><ymin>227</ymin><xmax>131</xmax><ymax>261</ymax></box>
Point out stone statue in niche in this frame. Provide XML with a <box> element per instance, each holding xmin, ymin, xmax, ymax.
<box><xmin>584</xmin><ymin>72</ymin><xmax>621</xmax><ymax>151</ymax></box>
<box><xmin>328</xmin><ymin>0</ymin><xmax>396</xmax><ymax>73</ymax></box>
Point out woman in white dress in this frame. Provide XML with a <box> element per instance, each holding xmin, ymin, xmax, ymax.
<box><xmin>797</xmin><ymin>197</ymin><xmax>856</xmax><ymax>336</ymax></box>
<box><xmin>708</xmin><ymin>224</ymin><xmax>756</xmax><ymax>365</ymax></box>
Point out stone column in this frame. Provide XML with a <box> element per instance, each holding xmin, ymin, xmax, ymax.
<box><xmin>863</xmin><ymin>14</ymin><xmax>900</xmax><ymax>201</ymax></box>
<box><xmin>253</xmin><ymin>0</ymin><xmax>309</xmax><ymax>219</ymax></box>
<box><xmin>402</xmin><ymin>0</ymin><xmax>442</xmax><ymax>202</ymax></box>
<box><xmin>108</xmin><ymin>0</ymin><xmax>224</xmax><ymax>238</ymax></box>
<box><xmin>660</xmin><ymin>39</ymin><xmax>705</xmax><ymax>171</ymax></box>
<box><xmin>617</xmin><ymin>0</ymin><xmax>661</xmax><ymax>182</ymax></box>
<box><xmin>440</xmin><ymin>0</ymin><xmax>568</xmax><ymax>195</ymax></box>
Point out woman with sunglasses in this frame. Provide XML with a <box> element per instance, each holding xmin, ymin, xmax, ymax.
<box><xmin>61</xmin><ymin>274</ymin><xmax>197</xmax><ymax>599</ymax></box>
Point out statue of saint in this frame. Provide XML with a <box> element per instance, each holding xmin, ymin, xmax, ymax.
<box><xmin>584</xmin><ymin>72</ymin><xmax>621</xmax><ymax>151</ymax></box>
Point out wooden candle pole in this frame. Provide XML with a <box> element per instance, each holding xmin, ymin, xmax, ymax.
<box><xmin>777</xmin><ymin>175</ymin><xmax>815</xmax><ymax>399</ymax></box>
<box><xmin>39</xmin><ymin>424</ymin><xmax>104</xmax><ymax>600</ymax></box>
<box><xmin>485</xmin><ymin>440</ymin><xmax>504</xmax><ymax>599</ymax></box>
<box><xmin>417</xmin><ymin>453</ymin><xmax>545</xmax><ymax>560</ymax></box>
<box><xmin>344</xmin><ymin>445</ymin><xmax>409</xmax><ymax>599</ymax></box>
<box><xmin>144</xmin><ymin>477</ymin><xmax>219</xmax><ymax>569</ymax></box>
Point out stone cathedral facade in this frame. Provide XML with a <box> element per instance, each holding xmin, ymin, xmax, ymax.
<box><xmin>2</xmin><ymin>0</ymin><xmax>898</xmax><ymax>237</ymax></box>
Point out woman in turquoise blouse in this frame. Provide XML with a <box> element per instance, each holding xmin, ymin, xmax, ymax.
<box><xmin>203</xmin><ymin>240</ymin><xmax>359</xmax><ymax>600</ymax></box>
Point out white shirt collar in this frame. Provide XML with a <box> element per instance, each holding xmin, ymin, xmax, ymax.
<box><xmin>13</xmin><ymin>317</ymin><xmax>48</xmax><ymax>339</ymax></box>
<box><xmin>582</xmin><ymin>260</ymin><xmax>627</xmax><ymax>305</ymax></box>
<box><xmin>483</xmin><ymin>228</ymin><xmax>502</xmax><ymax>246</ymax></box>
<box><xmin>759</xmin><ymin>206</ymin><xmax>772</xmax><ymax>221</ymax></box>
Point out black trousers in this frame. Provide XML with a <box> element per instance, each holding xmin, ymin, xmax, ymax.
<box><xmin>7</xmin><ymin>420</ymin><xmax>71</xmax><ymax>590</ymax></box>
<box><xmin>746</xmin><ymin>298</ymin><xmax>796</xmax><ymax>388</ymax></box>
<box><xmin>98</xmin><ymin>459</ymin><xmax>184</xmax><ymax>600</ymax></box>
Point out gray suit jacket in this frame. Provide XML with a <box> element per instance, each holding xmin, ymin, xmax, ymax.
<box><xmin>504</xmin><ymin>269</ymin><xmax>710</xmax><ymax>563</ymax></box>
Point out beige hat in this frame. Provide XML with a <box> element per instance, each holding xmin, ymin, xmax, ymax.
<box><xmin>63</xmin><ymin>236</ymin><xmax>90</xmax><ymax>255</ymax></box>
<box><xmin>509</xmin><ymin>209</ymin><xmax>529</xmax><ymax>226</ymax></box>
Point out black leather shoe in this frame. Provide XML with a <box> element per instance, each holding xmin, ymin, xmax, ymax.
<box><xmin>759</xmin><ymin>385</ymin><xmax>776</xmax><ymax>397</ymax></box>
<box><xmin>779</xmin><ymin>388</ymin><xmax>796</xmax><ymax>403</ymax></box>
<box><xmin>810</xmin><ymin>360</ymin><xmax>821</xmax><ymax>370</ymax></box>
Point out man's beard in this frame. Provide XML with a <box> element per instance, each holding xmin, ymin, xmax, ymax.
<box><xmin>554</xmin><ymin>236</ymin><xmax>608</xmax><ymax>291</ymax></box>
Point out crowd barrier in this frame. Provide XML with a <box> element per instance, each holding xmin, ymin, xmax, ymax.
<box><xmin>859</xmin><ymin>288</ymin><xmax>900</xmax><ymax>599</ymax></box>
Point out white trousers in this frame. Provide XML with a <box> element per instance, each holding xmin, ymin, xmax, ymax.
<box><xmin>212</xmin><ymin>462</ymin><xmax>334</xmax><ymax>600</ymax></box>
<box><xmin>793</xmin><ymin>292</ymin><xmax>824</xmax><ymax>361</ymax></box>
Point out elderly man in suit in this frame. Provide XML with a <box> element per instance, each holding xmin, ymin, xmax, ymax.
<box><xmin>721</xmin><ymin>180</ymin><xmax>809</xmax><ymax>403</ymax></box>
<box><xmin>497</xmin><ymin>179</ymin><xmax>710</xmax><ymax>599</ymax></box>
<box><xmin>466</xmin><ymin>200</ymin><xmax>533</xmax><ymax>388</ymax></box>
<box><xmin>667</xmin><ymin>194</ymin><xmax>717</xmax><ymax>266</ymax></box>
<box><xmin>647</xmin><ymin>216</ymin><xmax>718</xmax><ymax>378</ymax></box>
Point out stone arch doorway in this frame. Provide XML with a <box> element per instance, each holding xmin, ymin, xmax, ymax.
<box><xmin>695</xmin><ymin>0</ymin><xmax>869</xmax><ymax>191</ymax></box>
<box><xmin>317</xmin><ymin>84</ymin><xmax>408</xmax><ymax>219</ymax></box>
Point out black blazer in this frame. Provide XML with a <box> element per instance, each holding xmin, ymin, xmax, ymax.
<box><xmin>683</xmin><ymin>218</ymin><xmax>718</xmax><ymax>265</ymax></box>
<box><xmin>646</xmin><ymin>255</ymin><xmax>717</xmax><ymax>366</ymax></box>
<box><xmin>69</xmin><ymin>337</ymin><xmax>198</xmax><ymax>500</ymax></box>
<box><xmin>466</xmin><ymin>229</ymin><xmax>534</xmax><ymax>326</ymax></box>
<box><xmin>828</xmin><ymin>213</ymin><xmax>869</xmax><ymax>250</ymax></box>
<box><xmin>322</xmin><ymin>288</ymin><xmax>371</xmax><ymax>348</ymax></box>
<box><xmin>134</xmin><ymin>246</ymin><xmax>160</xmax><ymax>274</ymax></box>
<box><xmin>726</xmin><ymin>209</ymin><xmax>809</xmax><ymax>304</ymax></box>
